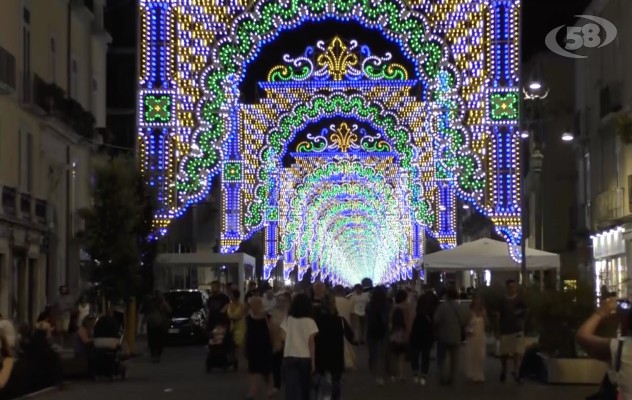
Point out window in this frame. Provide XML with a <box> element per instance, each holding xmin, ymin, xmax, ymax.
<box><xmin>50</xmin><ymin>37</ymin><xmax>56</xmax><ymax>84</ymax></box>
<box><xmin>91</xmin><ymin>78</ymin><xmax>98</xmax><ymax>117</ymax></box>
<box><xmin>18</xmin><ymin>130</ymin><xmax>33</xmax><ymax>193</ymax></box>
<box><xmin>70</xmin><ymin>58</ymin><xmax>78</xmax><ymax>99</ymax></box>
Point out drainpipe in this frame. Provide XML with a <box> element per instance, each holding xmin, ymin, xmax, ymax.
<box><xmin>66</xmin><ymin>147</ymin><xmax>71</xmax><ymax>286</ymax></box>
<box><xmin>67</xmin><ymin>1</ymin><xmax>72</xmax><ymax>95</ymax></box>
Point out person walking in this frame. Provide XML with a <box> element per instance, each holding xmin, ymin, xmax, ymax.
<box><xmin>206</xmin><ymin>280</ymin><xmax>230</xmax><ymax>332</ymax></box>
<box><xmin>244</xmin><ymin>297</ymin><xmax>275</xmax><ymax>399</ymax></box>
<box><xmin>366</xmin><ymin>285</ymin><xmax>390</xmax><ymax>386</ymax></box>
<box><xmin>409</xmin><ymin>293</ymin><xmax>435</xmax><ymax>386</ymax></box>
<box><xmin>262</xmin><ymin>290</ymin><xmax>277</xmax><ymax>314</ymax></box>
<box><xmin>389</xmin><ymin>290</ymin><xmax>412</xmax><ymax>382</ymax></box>
<box><xmin>55</xmin><ymin>286</ymin><xmax>75</xmax><ymax>345</ymax></box>
<box><xmin>224</xmin><ymin>289</ymin><xmax>247</xmax><ymax>359</ymax></box>
<box><xmin>333</xmin><ymin>285</ymin><xmax>352</xmax><ymax>325</ymax></box>
<box><xmin>146</xmin><ymin>292</ymin><xmax>171</xmax><ymax>362</ymax></box>
<box><xmin>313</xmin><ymin>295</ymin><xmax>356</xmax><ymax>400</ymax></box>
<box><xmin>269</xmin><ymin>292</ymin><xmax>290</xmax><ymax>395</ymax></box>
<box><xmin>280</xmin><ymin>294</ymin><xmax>318</xmax><ymax>400</ymax></box>
<box><xmin>493</xmin><ymin>279</ymin><xmax>527</xmax><ymax>383</ymax></box>
<box><xmin>350</xmin><ymin>284</ymin><xmax>369</xmax><ymax>344</ymax></box>
<box><xmin>466</xmin><ymin>296</ymin><xmax>487</xmax><ymax>383</ymax></box>
<box><xmin>433</xmin><ymin>286</ymin><xmax>469</xmax><ymax>385</ymax></box>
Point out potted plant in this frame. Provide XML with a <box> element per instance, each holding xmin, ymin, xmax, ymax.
<box><xmin>533</xmin><ymin>281</ymin><xmax>609</xmax><ymax>384</ymax></box>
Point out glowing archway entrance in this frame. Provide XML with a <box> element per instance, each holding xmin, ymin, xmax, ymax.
<box><xmin>139</xmin><ymin>0</ymin><xmax>524</xmax><ymax>284</ymax></box>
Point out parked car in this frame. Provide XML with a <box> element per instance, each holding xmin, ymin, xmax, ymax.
<box><xmin>163</xmin><ymin>290</ymin><xmax>208</xmax><ymax>343</ymax></box>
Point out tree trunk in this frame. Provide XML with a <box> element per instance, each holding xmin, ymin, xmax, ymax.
<box><xmin>126</xmin><ymin>297</ymin><xmax>137</xmax><ymax>354</ymax></box>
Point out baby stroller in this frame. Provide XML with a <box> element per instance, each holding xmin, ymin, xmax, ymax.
<box><xmin>205</xmin><ymin>321</ymin><xmax>237</xmax><ymax>373</ymax></box>
<box><xmin>92</xmin><ymin>334</ymin><xmax>128</xmax><ymax>381</ymax></box>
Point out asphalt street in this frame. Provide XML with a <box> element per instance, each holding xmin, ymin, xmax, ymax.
<box><xmin>40</xmin><ymin>342</ymin><xmax>596</xmax><ymax>400</ymax></box>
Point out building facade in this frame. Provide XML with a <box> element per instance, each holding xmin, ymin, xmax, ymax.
<box><xmin>0</xmin><ymin>0</ymin><xmax>110</xmax><ymax>322</ymax></box>
<box><xmin>524</xmin><ymin>52</ymin><xmax>577</xmax><ymax>281</ymax></box>
<box><xmin>575</xmin><ymin>0</ymin><xmax>632</xmax><ymax>299</ymax></box>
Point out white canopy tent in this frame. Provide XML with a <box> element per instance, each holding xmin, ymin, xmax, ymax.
<box><xmin>156</xmin><ymin>252</ymin><xmax>256</xmax><ymax>301</ymax></box>
<box><xmin>423</xmin><ymin>238</ymin><xmax>560</xmax><ymax>288</ymax></box>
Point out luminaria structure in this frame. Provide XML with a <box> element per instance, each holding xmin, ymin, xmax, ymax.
<box><xmin>139</xmin><ymin>0</ymin><xmax>522</xmax><ymax>285</ymax></box>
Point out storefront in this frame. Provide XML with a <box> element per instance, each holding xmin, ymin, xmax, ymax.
<box><xmin>592</xmin><ymin>227</ymin><xmax>627</xmax><ymax>300</ymax></box>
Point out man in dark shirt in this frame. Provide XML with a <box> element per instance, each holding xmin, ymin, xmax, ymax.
<box><xmin>494</xmin><ymin>279</ymin><xmax>527</xmax><ymax>383</ymax></box>
<box><xmin>244</xmin><ymin>281</ymin><xmax>258</xmax><ymax>304</ymax></box>
<box><xmin>206</xmin><ymin>281</ymin><xmax>230</xmax><ymax>331</ymax></box>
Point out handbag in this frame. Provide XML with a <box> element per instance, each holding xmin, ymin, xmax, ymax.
<box><xmin>342</xmin><ymin>318</ymin><xmax>356</xmax><ymax>371</ymax></box>
<box><xmin>312</xmin><ymin>372</ymin><xmax>332</xmax><ymax>400</ymax></box>
<box><xmin>591</xmin><ymin>339</ymin><xmax>624</xmax><ymax>400</ymax></box>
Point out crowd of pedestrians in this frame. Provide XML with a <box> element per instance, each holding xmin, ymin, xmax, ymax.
<box><xmin>198</xmin><ymin>279</ymin><xmax>534</xmax><ymax>399</ymax></box>
<box><xmin>2</xmin><ymin>276</ymin><xmax>631</xmax><ymax>400</ymax></box>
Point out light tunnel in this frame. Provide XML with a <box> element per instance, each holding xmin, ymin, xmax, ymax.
<box><xmin>283</xmin><ymin>165</ymin><xmax>413</xmax><ymax>285</ymax></box>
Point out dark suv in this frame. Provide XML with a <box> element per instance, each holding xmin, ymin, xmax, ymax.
<box><xmin>163</xmin><ymin>289</ymin><xmax>208</xmax><ymax>343</ymax></box>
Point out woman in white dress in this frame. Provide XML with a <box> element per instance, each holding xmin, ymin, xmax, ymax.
<box><xmin>466</xmin><ymin>296</ymin><xmax>487</xmax><ymax>383</ymax></box>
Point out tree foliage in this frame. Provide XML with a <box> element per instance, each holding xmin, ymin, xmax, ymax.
<box><xmin>136</xmin><ymin>176</ymin><xmax>158</xmax><ymax>297</ymax></box>
<box><xmin>78</xmin><ymin>157</ymin><xmax>147</xmax><ymax>302</ymax></box>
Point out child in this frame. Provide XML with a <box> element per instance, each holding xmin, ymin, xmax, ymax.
<box><xmin>210</xmin><ymin>319</ymin><xmax>229</xmax><ymax>346</ymax></box>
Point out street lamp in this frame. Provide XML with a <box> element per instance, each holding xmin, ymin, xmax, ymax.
<box><xmin>520</xmin><ymin>80</ymin><xmax>549</xmax><ymax>286</ymax></box>
<box><xmin>561</xmin><ymin>132</ymin><xmax>574</xmax><ymax>141</ymax></box>
<box><xmin>529</xmin><ymin>82</ymin><xmax>542</xmax><ymax>90</ymax></box>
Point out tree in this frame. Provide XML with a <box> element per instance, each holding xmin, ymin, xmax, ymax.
<box><xmin>136</xmin><ymin>176</ymin><xmax>158</xmax><ymax>297</ymax></box>
<box><xmin>78</xmin><ymin>157</ymin><xmax>145</xmax><ymax>304</ymax></box>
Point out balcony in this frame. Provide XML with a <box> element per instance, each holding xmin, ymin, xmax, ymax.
<box><xmin>20</xmin><ymin>75</ymin><xmax>97</xmax><ymax>139</ymax></box>
<box><xmin>20</xmin><ymin>194</ymin><xmax>31</xmax><ymax>220</ymax></box>
<box><xmin>2</xmin><ymin>187</ymin><xmax>16</xmax><ymax>217</ymax></box>
<box><xmin>35</xmin><ymin>200</ymin><xmax>47</xmax><ymax>226</ymax></box>
<box><xmin>595</xmin><ymin>188</ymin><xmax>625</xmax><ymax>226</ymax></box>
<box><xmin>19</xmin><ymin>72</ymin><xmax>49</xmax><ymax>114</ymax></box>
<box><xmin>0</xmin><ymin>46</ymin><xmax>16</xmax><ymax>95</ymax></box>
<box><xmin>91</xmin><ymin>4</ymin><xmax>112</xmax><ymax>44</ymax></box>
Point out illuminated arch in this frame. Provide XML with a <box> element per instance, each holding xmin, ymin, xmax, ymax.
<box><xmin>178</xmin><ymin>0</ymin><xmax>457</xmax><ymax>199</ymax></box>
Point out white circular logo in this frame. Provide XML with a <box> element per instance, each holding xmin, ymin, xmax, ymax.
<box><xmin>545</xmin><ymin>15</ymin><xmax>617</xmax><ymax>59</ymax></box>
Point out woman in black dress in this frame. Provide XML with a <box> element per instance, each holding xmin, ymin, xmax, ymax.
<box><xmin>245</xmin><ymin>297</ymin><xmax>274</xmax><ymax>399</ymax></box>
<box><xmin>313</xmin><ymin>294</ymin><xmax>356</xmax><ymax>400</ymax></box>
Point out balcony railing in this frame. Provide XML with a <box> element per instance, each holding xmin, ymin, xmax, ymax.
<box><xmin>35</xmin><ymin>199</ymin><xmax>47</xmax><ymax>225</ymax></box>
<box><xmin>2</xmin><ymin>187</ymin><xmax>16</xmax><ymax>216</ymax></box>
<box><xmin>596</xmin><ymin>188</ymin><xmax>625</xmax><ymax>225</ymax></box>
<box><xmin>0</xmin><ymin>46</ymin><xmax>16</xmax><ymax>94</ymax></box>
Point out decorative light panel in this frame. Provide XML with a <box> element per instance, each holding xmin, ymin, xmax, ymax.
<box><xmin>139</xmin><ymin>0</ymin><xmax>524</xmax><ymax>283</ymax></box>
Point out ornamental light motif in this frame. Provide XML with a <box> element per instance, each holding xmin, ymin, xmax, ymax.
<box><xmin>138</xmin><ymin>0</ymin><xmax>524</xmax><ymax>283</ymax></box>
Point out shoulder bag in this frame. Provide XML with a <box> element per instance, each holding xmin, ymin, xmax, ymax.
<box><xmin>342</xmin><ymin>317</ymin><xmax>356</xmax><ymax>371</ymax></box>
<box><xmin>592</xmin><ymin>339</ymin><xmax>624</xmax><ymax>400</ymax></box>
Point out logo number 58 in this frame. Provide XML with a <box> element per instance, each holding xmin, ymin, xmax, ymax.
<box><xmin>566</xmin><ymin>23</ymin><xmax>602</xmax><ymax>50</ymax></box>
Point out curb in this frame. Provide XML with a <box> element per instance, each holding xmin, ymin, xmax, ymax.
<box><xmin>18</xmin><ymin>387</ymin><xmax>58</xmax><ymax>399</ymax></box>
